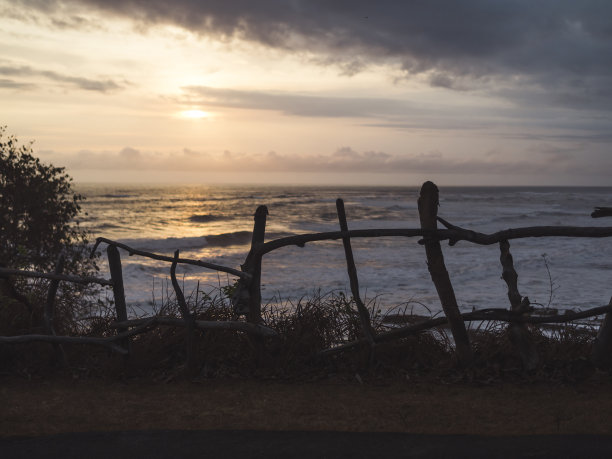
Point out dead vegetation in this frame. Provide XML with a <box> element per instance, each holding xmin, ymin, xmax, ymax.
<box><xmin>2</xmin><ymin>182</ymin><xmax>612</xmax><ymax>386</ymax></box>
<box><xmin>1</xmin><ymin>283</ymin><xmax>608</xmax><ymax>386</ymax></box>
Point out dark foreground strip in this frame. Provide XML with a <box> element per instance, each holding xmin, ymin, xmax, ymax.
<box><xmin>2</xmin><ymin>430</ymin><xmax>612</xmax><ymax>459</ymax></box>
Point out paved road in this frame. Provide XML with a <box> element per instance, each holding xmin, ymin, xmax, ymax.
<box><xmin>3</xmin><ymin>430</ymin><xmax>612</xmax><ymax>458</ymax></box>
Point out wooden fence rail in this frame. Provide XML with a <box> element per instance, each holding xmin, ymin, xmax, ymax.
<box><xmin>0</xmin><ymin>267</ymin><xmax>112</xmax><ymax>285</ymax></box>
<box><xmin>2</xmin><ymin>180</ymin><xmax>612</xmax><ymax>372</ymax></box>
<box><xmin>90</xmin><ymin>237</ymin><xmax>250</xmax><ymax>280</ymax></box>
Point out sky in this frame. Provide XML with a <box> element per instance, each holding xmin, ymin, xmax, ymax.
<box><xmin>1</xmin><ymin>0</ymin><xmax>612</xmax><ymax>186</ymax></box>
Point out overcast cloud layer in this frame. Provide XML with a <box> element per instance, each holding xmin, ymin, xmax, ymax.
<box><xmin>14</xmin><ymin>0</ymin><xmax>612</xmax><ymax>112</ymax></box>
<box><xmin>2</xmin><ymin>1</ymin><xmax>611</xmax><ymax>185</ymax></box>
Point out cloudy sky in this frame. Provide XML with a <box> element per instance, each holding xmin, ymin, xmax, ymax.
<box><xmin>2</xmin><ymin>0</ymin><xmax>611</xmax><ymax>185</ymax></box>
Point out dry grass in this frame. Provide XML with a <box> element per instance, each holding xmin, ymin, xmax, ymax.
<box><xmin>0</xmin><ymin>287</ymin><xmax>610</xmax><ymax>386</ymax></box>
<box><xmin>3</xmin><ymin>288</ymin><xmax>612</xmax><ymax>438</ymax></box>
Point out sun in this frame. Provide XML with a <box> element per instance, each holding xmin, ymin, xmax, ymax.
<box><xmin>179</xmin><ymin>109</ymin><xmax>212</xmax><ymax>119</ymax></box>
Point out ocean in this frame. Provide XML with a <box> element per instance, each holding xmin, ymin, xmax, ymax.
<box><xmin>76</xmin><ymin>184</ymin><xmax>612</xmax><ymax>317</ymax></box>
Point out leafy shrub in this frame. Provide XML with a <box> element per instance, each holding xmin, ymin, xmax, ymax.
<box><xmin>0</xmin><ymin>126</ymin><xmax>89</xmax><ymax>271</ymax></box>
<box><xmin>0</xmin><ymin>127</ymin><xmax>100</xmax><ymax>334</ymax></box>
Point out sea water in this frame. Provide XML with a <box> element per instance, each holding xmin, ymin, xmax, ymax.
<box><xmin>76</xmin><ymin>184</ymin><xmax>612</xmax><ymax>317</ymax></box>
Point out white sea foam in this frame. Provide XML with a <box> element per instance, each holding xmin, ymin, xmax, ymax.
<box><xmin>78</xmin><ymin>184</ymin><xmax>612</xmax><ymax>316</ymax></box>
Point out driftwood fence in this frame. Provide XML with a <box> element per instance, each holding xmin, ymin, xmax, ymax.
<box><xmin>2</xmin><ymin>181</ymin><xmax>612</xmax><ymax>372</ymax></box>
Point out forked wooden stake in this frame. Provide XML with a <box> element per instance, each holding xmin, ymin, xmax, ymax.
<box><xmin>592</xmin><ymin>296</ymin><xmax>612</xmax><ymax>367</ymax></box>
<box><xmin>499</xmin><ymin>240</ymin><xmax>538</xmax><ymax>370</ymax></box>
<box><xmin>336</xmin><ymin>199</ymin><xmax>376</xmax><ymax>353</ymax></box>
<box><xmin>242</xmin><ymin>205</ymin><xmax>268</xmax><ymax>324</ymax></box>
<box><xmin>171</xmin><ymin>250</ymin><xmax>198</xmax><ymax>375</ymax></box>
<box><xmin>44</xmin><ymin>254</ymin><xmax>67</xmax><ymax>366</ymax></box>
<box><xmin>418</xmin><ymin>181</ymin><xmax>473</xmax><ymax>365</ymax></box>
<box><xmin>107</xmin><ymin>244</ymin><xmax>130</xmax><ymax>354</ymax></box>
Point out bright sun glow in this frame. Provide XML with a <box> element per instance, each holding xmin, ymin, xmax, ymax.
<box><xmin>180</xmin><ymin>109</ymin><xmax>211</xmax><ymax>119</ymax></box>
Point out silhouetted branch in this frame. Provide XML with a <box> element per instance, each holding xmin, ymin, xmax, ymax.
<box><xmin>90</xmin><ymin>237</ymin><xmax>250</xmax><ymax>280</ymax></box>
<box><xmin>255</xmin><ymin>224</ymin><xmax>612</xmax><ymax>256</ymax></box>
<box><xmin>0</xmin><ymin>319</ymin><xmax>158</xmax><ymax>355</ymax></box>
<box><xmin>0</xmin><ymin>267</ymin><xmax>112</xmax><ymax>286</ymax></box>
<box><xmin>320</xmin><ymin>304</ymin><xmax>612</xmax><ymax>356</ymax></box>
<box><xmin>0</xmin><ymin>334</ymin><xmax>128</xmax><ymax>354</ymax></box>
<box><xmin>256</xmin><ymin>229</ymin><xmax>426</xmax><ymax>255</ymax></box>
<box><xmin>436</xmin><ymin>218</ymin><xmax>612</xmax><ymax>245</ymax></box>
<box><xmin>110</xmin><ymin>317</ymin><xmax>278</xmax><ymax>338</ymax></box>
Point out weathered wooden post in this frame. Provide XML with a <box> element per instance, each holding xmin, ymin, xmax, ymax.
<box><xmin>243</xmin><ymin>205</ymin><xmax>268</xmax><ymax>325</ymax></box>
<box><xmin>171</xmin><ymin>250</ymin><xmax>198</xmax><ymax>375</ymax></box>
<box><xmin>44</xmin><ymin>254</ymin><xmax>67</xmax><ymax>366</ymax></box>
<box><xmin>106</xmin><ymin>244</ymin><xmax>129</xmax><ymax>353</ymax></box>
<box><xmin>233</xmin><ymin>205</ymin><xmax>269</xmax><ymax>367</ymax></box>
<box><xmin>418</xmin><ymin>181</ymin><xmax>473</xmax><ymax>365</ymax></box>
<box><xmin>591</xmin><ymin>209</ymin><xmax>612</xmax><ymax>367</ymax></box>
<box><xmin>44</xmin><ymin>255</ymin><xmax>65</xmax><ymax>335</ymax></box>
<box><xmin>336</xmin><ymin>199</ymin><xmax>376</xmax><ymax>355</ymax></box>
<box><xmin>592</xmin><ymin>296</ymin><xmax>612</xmax><ymax>367</ymax></box>
<box><xmin>499</xmin><ymin>240</ymin><xmax>538</xmax><ymax>370</ymax></box>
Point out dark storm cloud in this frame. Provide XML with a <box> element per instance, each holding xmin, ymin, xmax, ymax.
<box><xmin>15</xmin><ymin>0</ymin><xmax>612</xmax><ymax>110</ymax></box>
<box><xmin>0</xmin><ymin>63</ymin><xmax>125</xmax><ymax>92</ymax></box>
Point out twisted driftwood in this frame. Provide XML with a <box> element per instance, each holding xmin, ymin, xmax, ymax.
<box><xmin>336</xmin><ymin>198</ymin><xmax>376</xmax><ymax>351</ymax></box>
<box><xmin>0</xmin><ymin>320</ymin><xmax>158</xmax><ymax>355</ymax></box>
<box><xmin>3</xmin><ymin>184</ymin><xmax>612</xmax><ymax>371</ymax></box>
<box><xmin>253</xmin><ymin>225</ymin><xmax>612</xmax><ymax>256</ymax></box>
<box><xmin>110</xmin><ymin>317</ymin><xmax>278</xmax><ymax>337</ymax></box>
<box><xmin>0</xmin><ymin>334</ymin><xmax>128</xmax><ymax>354</ymax></box>
<box><xmin>0</xmin><ymin>267</ymin><xmax>112</xmax><ymax>286</ymax></box>
<box><xmin>90</xmin><ymin>237</ymin><xmax>250</xmax><ymax>280</ymax></box>
<box><xmin>320</xmin><ymin>303</ymin><xmax>612</xmax><ymax>356</ymax></box>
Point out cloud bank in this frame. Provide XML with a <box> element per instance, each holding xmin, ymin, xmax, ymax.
<box><xmin>0</xmin><ymin>62</ymin><xmax>126</xmax><ymax>92</ymax></box>
<box><xmin>15</xmin><ymin>0</ymin><xmax>612</xmax><ymax>111</ymax></box>
<box><xmin>47</xmin><ymin>145</ymin><xmax>609</xmax><ymax>180</ymax></box>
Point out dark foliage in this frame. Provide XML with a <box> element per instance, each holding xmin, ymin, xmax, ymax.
<box><xmin>0</xmin><ymin>126</ymin><xmax>88</xmax><ymax>271</ymax></box>
<box><xmin>0</xmin><ymin>127</ymin><xmax>100</xmax><ymax>336</ymax></box>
